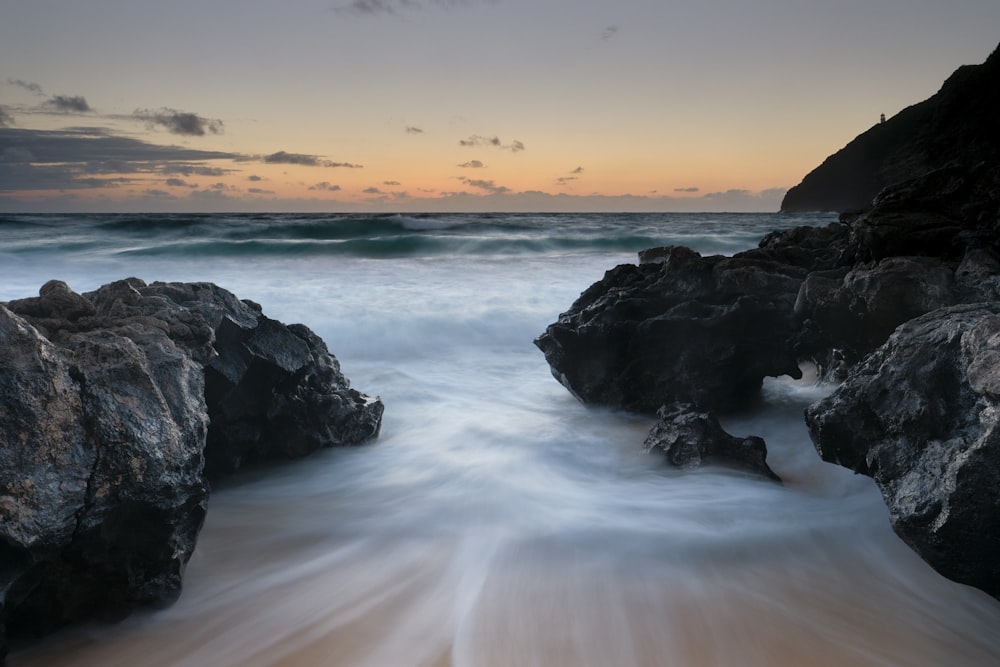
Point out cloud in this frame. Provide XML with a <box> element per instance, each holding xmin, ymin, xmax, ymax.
<box><xmin>133</xmin><ymin>108</ymin><xmax>223</xmax><ymax>136</ymax></box>
<box><xmin>383</xmin><ymin>180</ymin><xmax>401</xmax><ymax>186</ymax></box>
<box><xmin>263</xmin><ymin>151</ymin><xmax>362</xmax><ymax>168</ymax></box>
<box><xmin>405</xmin><ymin>126</ymin><xmax>424</xmax><ymax>134</ymax></box>
<box><xmin>165</xmin><ymin>177</ymin><xmax>194</xmax><ymax>188</ymax></box>
<box><xmin>704</xmin><ymin>188</ymin><xmax>750</xmax><ymax>198</ymax></box>
<box><xmin>309</xmin><ymin>181</ymin><xmax>342</xmax><ymax>191</ymax></box>
<box><xmin>674</xmin><ymin>186</ymin><xmax>700</xmax><ymax>193</ymax></box>
<box><xmin>571</xmin><ymin>166</ymin><xmax>584</xmax><ymax>174</ymax></box>
<box><xmin>459</xmin><ymin>177</ymin><xmax>509</xmax><ymax>194</ymax></box>
<box><xmin>248</xmin><ymin>187</ymin><xmax>275</xmax><ymax>195</ymax></box>
<box><xmin>45</xmin><ymin>95</ymin><xmax>92</xmax><ymax>113</ymax></box>
<box><xmin>0</xmin><ymin>107</ymin><xmax>13</xmax><ymax>127</ymax></box>
<box><xmin>556</xmin><ymin>176</ymin><xmax>578</xmax><ymax>186</ymax></box>
<box><xmin>459</xmin><ymin>135</ymin><xmax>525</xmax><ymax>152</ymax></box>
<box><xmin>6</xmin><ymin>78</ymin><xmax>45</xmax><ymax>95</ymax></box>
<box><xmin>363</xmin><ymin>186</ymin><xmax>384</xmax><ymax>194</ymax></box>
<box><xmin>335</xmin><ymin>0</ymin><xmax>481</xmax><ymax>17</ymax></box>
<box><xmin>162</xmin><ymin>164</ymin><xmax>230</xmax><ymax>177</ymax></box>
<box><xmin>0</xmin><ymin>126</ymin><xmax>237</xmax><ymax>193</ymax></box>
<box><xmin>601</xmin><ymin>26</ymin><xmax>619</xmax><ymax>41</ymax></box>
<box><xmin>247</xmin><ymin>174</ymin><xmax>262</xmax><ymax>181</ymax></box>
<box><xmin>142</xmin><ymin>189</ymin><xmax>173</xmax><ymax>198</ymax></box>
<box><xmin>458</xmin><ymin>160</ymin><xmax>484</xmax><ymax>168</ymax></box>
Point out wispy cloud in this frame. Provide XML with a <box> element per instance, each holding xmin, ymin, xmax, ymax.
<box><xmin>45</xmin><ymin>95</ymin><xmax>92</xmax><ymax>113</ymax></box>
<box><xmin>165</xmin><ymin>177</ymin><xmax>195</xmax><ymax>188</ymax></box>
<box><xmin>363</xmin><ymin>186</ymin><xmax>384</xmax><ymax>194</ymax></box>
<box><xmin>309</xmin><ymin>181</ymin><xmax>342</xmax><ymax>191</ymax></box>
<box><xmin>571</xmin><ymin>166</ymin><xmax>584</xmax><ymax>174</ymax></box>
<box><xmin>248</xmin><ymin>174</ymin><xmax>263</xmax><ymax>182</ymax></box>
<box><xmin>674</xmin><ymin>186</ymin><xmax>700</xmax><ymax>193</ymax></box>
<box><xmin>458</xmin><ymin>160</ymin><xmax>484</xmax><ymax>168</ymax></box>
<box><xmin>383</xmin><ymin>180</ymin><xmax>401</xmax><ymax>186</ymax></box>
<box><xmin>459</xmin><ymin>176</ymin><xmax>509</xmax><ymax>194</ymax></box>
<box><xmin>601</xmin><ymin>25</ymin><xmax>619</xmax><ymax>41</ymax></box>
<box><xmin>335</xmin><ymin>0</ymin><xmax>484</xmax><ymax>17</ymax></box>
<box><xmin>0</xmin><ymin>107</ymin><xmax>13</xmax><ymax>127</ymax></box>
<box><xmin>556</xmin><ymin>176</ymin><xmax>578</xmax><ymax>186</ymax></box>
<box><xmin>6</xmin><ymin>78</ymin><xmax>44</xmax><ymax>95</ymax></box>
<box><xmin>133</xmin><ymin>108</ymin><xmax>223</xmax><ymax>136</ymax></box>
<box><xmin>459</xmin><ymin>135</ymin><xmax>524</xmax><ymax>152</ymax></box>
<box><xmin>405</xmin><ymin>126</ymin><xmax>424</xmax><ymax>134</ymax></box>
<box><xmin>263</xmin><ymin>151</ymin><xmax>362</xmax><ymax>168</ymax></box>
<box><xmin>163</xmin><ymin>164</ymin><xmax>230</xmax><ymax>177</ymax></box>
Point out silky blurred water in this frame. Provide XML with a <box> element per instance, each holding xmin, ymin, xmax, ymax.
<box><xmin>4</xmin><ymin>213</ymin><xmax>999</xmax><ymax>666</ymax></box>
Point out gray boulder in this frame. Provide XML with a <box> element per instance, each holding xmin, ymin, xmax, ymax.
<box><xmin>806</xmin><ymin>303</ymin><xmax>1000</xmax><ymax>598</ymax></box>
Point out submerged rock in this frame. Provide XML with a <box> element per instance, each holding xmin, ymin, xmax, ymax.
<box><xmin>806</xmin><ymin>304</ymin><xmax>1000</xmax><ymax>599</ymax></box>
<box><xmin>0</xmin><ymin>279</ymin><xmax>383</xmax><ymax>655</ymax></box>
<box><xmin>644</xmin><ymin>402</ymin><xmax>780</xmax><ymax>481</ymax></box>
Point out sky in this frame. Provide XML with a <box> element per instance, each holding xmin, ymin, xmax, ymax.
<box><xmin>1</xmin><ymin>0</ymin><xmax>998</xmax><ymax>213</ymax></box>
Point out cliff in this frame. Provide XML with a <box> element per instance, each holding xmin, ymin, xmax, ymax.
<box><xmin>781</xmin><ymin>42</ymin><xmax>1000</xmax><ymax>213</ymax></box>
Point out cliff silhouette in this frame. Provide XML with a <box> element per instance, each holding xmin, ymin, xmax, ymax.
<box><xmin>781</xmin><ymin>42</ymin><xmax>1000</xmax><ymax>213</ymax></box>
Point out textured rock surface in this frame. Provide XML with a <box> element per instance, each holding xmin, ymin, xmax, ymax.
<box><xmin>0</xmin><ymin>279</ymin><xmax>383</xmax><ymax>655</ymax></box>
<box><xmin>534</xmin><ymin>246</ymin><xmax>805</xmax><ymax>413</ymax></box>
<box><xmin>806</xmin><ymin>304</ymin><xmax>1000</xmax><ymax>598</ymax></box>
<box><xmin>644</xmin><ymin>402</ymin><xmax>780</xmax><ymax>481</ymax></box>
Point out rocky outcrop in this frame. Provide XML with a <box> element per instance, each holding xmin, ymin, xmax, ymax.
<box><xmin>806</xmin><ymin>304</ymin><xmax>1000</xmax><ymax>598</ymax></box>
<box><xmin>781</xmin><ymin>42</ymin><xmax>1000</xmax><ymax>213</ymax></box>
<box><xmin>536</xmin><ymin>43</ymin><xmax>1000</xmax><ymax>601</ymax></box>
<box><xmin>0</xmin><ymin>279</ymin><xmax>383</xmax><ymax>656</ymax></box>
<box><xmin>534</xmin><ymin>246</ymin><xmax>806</xmax><ymax>414</ymax></box>
<box><xmin>644</xmin><ymin>403</ymin><xmax>780</xmax><ymax>481</ymax></box>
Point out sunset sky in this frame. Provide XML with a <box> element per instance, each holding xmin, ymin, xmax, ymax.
<box><xmin>1</xmin><ymin>0</ymin><xmax>998</xmax><ymax>213</ymax></box>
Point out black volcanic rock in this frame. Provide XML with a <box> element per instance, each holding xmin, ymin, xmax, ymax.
<box><xmin>644</xmin><ymin>402</ymin><xmax>780</xmax><ymax>481</ymax></box>
<box><xmin>0</xmin><ymin>279</ymin><xmax>383</xmax><ymax>656</ymax></box>
<box><xmin>781</xmin><ymin>42</ymin><xmax>1000</xmax><ymax>213</ymax></box>
<box><xmin>806</xmin><ymin>304</ymin><xmax>1000</xmax><ymax>598</ymax></box>
<box><xmin>534</xmin><ymin>245</ymin><xmax>805</xmax><ymax>413</ymax></box>
<box><xmin>536</xmin><ymin>41</ymin><xmax>1000</xmax><ymax>602</ymax></box>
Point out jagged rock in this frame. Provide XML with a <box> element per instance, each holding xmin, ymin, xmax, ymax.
<box><xmin>0</xmin><ymin>301</ymin><xmax>209</xmax><ymax>645</ymax></box>
<box><xmin>0</xmin><ymin>279</ymin><xmax>383</xmax><ymax>655</ymax></box>
<box><xmin>644</xmin><ymin>402</ymin><xmax>780</xmax><ymax>481</ymax></box>
<box><xmin>204</xmin><ymin>314</ymin><xmax>384</xmax><ymax>476</ymax></box>
<box><xmin>534</xmin><ymin>246</ymin><xmax>805</xmax><ymax>413</ymax></box>
<box><xmin>805</xmin><ymin>303</ymin><xmax>1000</xmax><ymax>599</ymax></box>
<box><xmin>792</xmin><ymin>255</ymin><xmax>958</xmax><ymax>377</ymax></box>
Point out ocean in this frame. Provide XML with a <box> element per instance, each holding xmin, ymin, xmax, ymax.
<box><xmin>3</xmin><ymin>212</ymin><xmax>1000</xmax><ymax>666</ymax></box>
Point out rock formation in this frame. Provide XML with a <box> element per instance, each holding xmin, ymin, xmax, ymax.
<box><xmin>0</xmin><ymin>279</ymin><xmax>383</xmax><ymax>657</ymax></box>
<box><xmin>781</xmin><ymin>42</ymin><xmax>1000</xmax><ymax>213</ymax></box>
<box><xmin>644</xmin><ymin>403</ymin><xmax>780</xmax><ymax>481</ymax></box>
<box><xmin>534</xmin><ymin>246</ymin><xmax>806</xmax><ymax>414</ymax></box>
<box><xmin>538</xmin><ymin>42</ymin><xmax>1000</xmax><ymax>599</ymax></box>
<box><xmin>806</xmin><ymin>304</ymin><xmax>1000</xmax><ymax>598</ymax></box>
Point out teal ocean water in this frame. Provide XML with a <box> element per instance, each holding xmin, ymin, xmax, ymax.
<box><xmin>4</xmin><ymin>212</ymin><xmax>1000</xmax><ymax>666</ymax></box>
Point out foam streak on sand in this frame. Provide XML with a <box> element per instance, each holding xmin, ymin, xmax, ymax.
<box><xmin>5</xmin><ymin>212</ymin><xmax>1000</xmax><ymax>666</ymax></box>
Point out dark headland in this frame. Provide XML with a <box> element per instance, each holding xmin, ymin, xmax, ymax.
<box><xmin>538</xmin><ymin>42</ymin><xmax>1000</xmax><ymax>599</ymax></box>
<box><xmin>781</xmin><ymin>42</ymin><xmax>1000</xmax><ymax>213</ymax></box>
